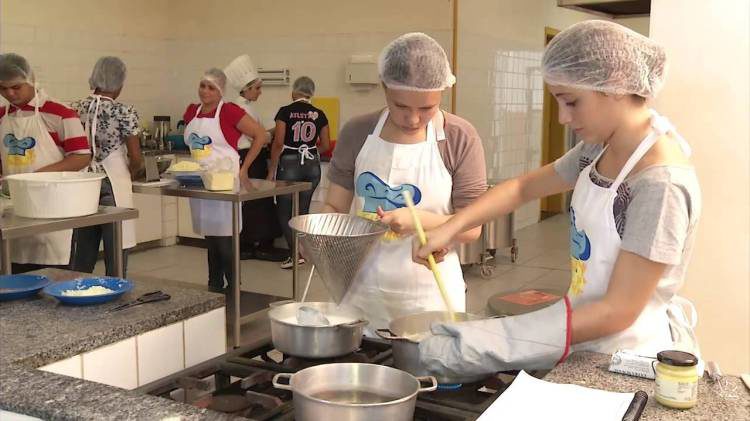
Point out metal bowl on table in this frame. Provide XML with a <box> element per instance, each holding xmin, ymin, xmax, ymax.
<box><xmin>268</xmin><ymin>301</ymin><xmax>368</xmax><ymax>358</ymax></box>
<box><xmin>272</xmin><ymin>362</ymin><xmax>437</xmax><ymax>421</ymax></box>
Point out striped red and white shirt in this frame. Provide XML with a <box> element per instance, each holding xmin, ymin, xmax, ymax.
<box><xmin>0</xmin><ymin>90</ymin><xmax>90</xmax><ymax>155</ymax></box>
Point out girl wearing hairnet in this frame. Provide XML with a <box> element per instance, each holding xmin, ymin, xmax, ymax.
<box><xmin>70</xmin><ymin>56</ymin><xmax>142</xmax><ymax>277</ymax></box>
<box><xmin>0</xmin><ymin>53</ymin><xmax>91</xmax><ymax>273</ymax></box>
<box><xmin>325</xmin><ymin>33</ymin><xmax>487</xmax><ymax>332</ymax></box>
<box><xmin>182</xmin><ymin>68</ymin><xmax>267</xmax><ymax>293</ymax></box>
<box><xmin>224</xmin><ymin>55</ymin><xmax>284</xmax><ymax>262</ymax></box>
<box><xmin>269</xmin><ymin>76</ymin><xmax>331</xmax><ymax>269</ymax></box>
<box><xmin>414</xmin><ymin>21</ymin><xmax>702</xmax><ymax>378</ymax></box>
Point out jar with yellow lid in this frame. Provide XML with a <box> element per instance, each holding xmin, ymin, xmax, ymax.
<box><xmin>654</xmin><ymin>350</ymin><xmax>699</xmax><ymax>409</ymax></box>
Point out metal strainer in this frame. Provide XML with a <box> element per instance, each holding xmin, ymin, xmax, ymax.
<box><xmin>289</xmin><ymin>213</ymin><xmax>387</xmax><ymax>303</ymax></box>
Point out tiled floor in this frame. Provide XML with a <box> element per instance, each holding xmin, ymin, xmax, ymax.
<box><xmin>96</xmin><ymin>213</ymin><xmax>572</xmax><ymax>317</ymax></box>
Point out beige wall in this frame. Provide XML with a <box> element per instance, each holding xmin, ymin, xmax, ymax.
<box><xmin>1</xmin><ymin>0</ymin><xmax>452</xmax><ymax>131</ymax></box>
<box><xmin>164</xmin><ymin>0</ymin><xmax>453</xmax><ymax>129</ymax></box>
<box><xmin>0</xmin><ymin>0</ymin><xmax>172</xmax><ymax>124</ymax></box>
<box><xmin>650</xmin><ymin>0</ymin><xmax>750</xmax><ymax>375</ymax></box>
<box><xmin>456</xmin><ymin>0</ymin><xmax>649</xmax><ymax>229</ymax></box>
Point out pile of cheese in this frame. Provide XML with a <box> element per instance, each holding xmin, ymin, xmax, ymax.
<box><xmin>61</xmin><ymin>286</ymin><xmax>115</xmax><ymax>296</ymax></box>
<box><xmin>168</xmin><ymin>161</ymin><xmax>202</xmax><ymax>172</ymax></box>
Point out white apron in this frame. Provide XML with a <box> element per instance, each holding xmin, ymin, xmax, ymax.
<box><xmin>184</xmin><ymin>101</ymin><xmax>241</xmax><ymax>236</ymax></box>
<box><xmin>342</xmin><ymin>109</ymin><xmax>466</xmax><ymax>332</ymax></box>
<box><xmin>0</xmin><ymin>95</ymin><xmax>72</xmax><ymax>264</ymax></box>
<box><xmin>569</xmin><ymin>110</ymin><xmax>700</xmax><ymax>359</ymax></box>
<box><xmin>84</xmin><ymin>95</ymin><xmax>136</xmax><ymax>249</ymax></box>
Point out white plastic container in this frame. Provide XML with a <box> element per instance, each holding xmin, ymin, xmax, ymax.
<box><xmin>5</xmin><ymin>172</ymin><xmax>106</xmax><ymax>219</ymax></box>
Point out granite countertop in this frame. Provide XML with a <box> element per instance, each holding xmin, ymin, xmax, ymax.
<box><xmin>545</xmin><ymin>351</ymin><xmax>749</xmax><ymax>420</ymax></box>
<box><xmin>0</xmin><ymin>268</ymin><xmax>238</xmax><ymax>420</ymax></box>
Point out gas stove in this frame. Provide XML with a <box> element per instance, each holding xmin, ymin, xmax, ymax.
<box><xmin>139</xmin><ymin>336</ymin><xmax>514</xmax><ymax>420</ymax></box>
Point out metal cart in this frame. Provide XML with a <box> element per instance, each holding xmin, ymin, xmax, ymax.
<box><xmin>457</xmin><ymin>179</ymin><xmax>518</xmax><ymax>278</ymax></box>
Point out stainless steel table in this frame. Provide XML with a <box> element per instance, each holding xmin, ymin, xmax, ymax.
<box><xmin>132</xmin><ymin>178</ymin><xmax>312</xmax><ymax>347</ymax></box>
<box><xmin>0</xmin><ymin>205</ymin><xmax>139</xmax><ymax>277</ymax></box>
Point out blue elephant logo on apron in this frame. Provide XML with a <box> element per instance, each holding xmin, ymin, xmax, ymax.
<box><xmin>3</xmin><ymin>133</ymin><xmax>36</xmax><ymax>167</ymax></box>
<box><xmin>569</xmin><ymin>208</ymin><xmax>591</xmax><ymax>296</ymax></box>
<box><xmin>188</xmin><ymin>133</ymin><xmax>212</xmax><ymax>158</ymax></box>
<box><xmin>355</xmin><ymin>171</ymin><xmax>421</xmax><ymax>214</ymax></box>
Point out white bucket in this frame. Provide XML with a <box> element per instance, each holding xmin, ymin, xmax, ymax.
<box><xmin>5</xmin><ymin>172</ymin><xmax>106</xmax><ymax>219</ymax></box>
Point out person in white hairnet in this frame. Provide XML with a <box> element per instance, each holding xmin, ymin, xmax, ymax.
<box><xmin>70</xmin><ymin>56</ymin><xmax>142</xmax><ymax>277</ymax></box>
<box><xmin>224</xmin><ymin>55</ymin><xmax>284</xmax><ymax>262</ymax></box>
<box><xmin>413</xmin><ymin>21</ymin><xmax>703</xmax><ymax>379</ymax></box>
<box><xmin>182</xmin><ymin>67</ymin><xmax>267</xmax><ymax>293</ymax></box>
<box><xmin>324</xmin><ymin>33</ymin><xmax>486</xmax><ymax>332</ymax></box>
<box><xmin>269</xmin><ymin>76</ymin><xmax>332</xmax><ymax>269</ymax></box>
<box><xmin>0</xmin><ymin>53</ymin><xmax>91</xmax><ymax>273</ymax></box>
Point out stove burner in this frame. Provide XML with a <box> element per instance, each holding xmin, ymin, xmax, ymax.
<box><xmin>206</xmin><ymin>394</ymin><xmax>252</xmax><ymax>413</ymax></box>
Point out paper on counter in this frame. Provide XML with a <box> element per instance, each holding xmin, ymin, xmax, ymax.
<box><xmin>478</xmin><ymin>370</ymin><xmax>634</xmax><ymax>421</ymax></box>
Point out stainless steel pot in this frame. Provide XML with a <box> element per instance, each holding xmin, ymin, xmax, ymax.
<box><xmin>272</xmin><ymin>363</ymin><xmax>437</xmax><ymax>421</ymax></box>
<box><xmin>268</xmin><ymin>301</ymin><xmax>368</xmax><ymax>358</ymax></box>
<box><xmin>376</xmin><ymin>311</ymin><xmax>489</xmax><ymax>384</ymax></box>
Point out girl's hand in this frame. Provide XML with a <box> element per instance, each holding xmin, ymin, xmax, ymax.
<box><xmin>377</xmin><ymin>206</ymin><xmax>414</xmax><ymax>235</ymax></box>
<box><xmin>412</xmin><ymin>223</ymin><xmax>459</xmax><ymax>267</ymax></box>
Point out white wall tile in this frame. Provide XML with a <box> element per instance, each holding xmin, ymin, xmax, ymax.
<box><xmin>184</xmin><ymin>307</ymin><xmax>226</xmax><ymax>367</ymax></box>
<box><xmin>38</xmin><ymin>355</ymin><xmax>82</xmax><ymax>379</ymax></box>
<box><xmin>137</xmin><ymin>322</ymin><xmax>184</xmax><ymax>386</ymax></box>
<box><xmin>82</xmin><ymin>337</ymin><xmax>138</xmax><ymax>390</ymax></box>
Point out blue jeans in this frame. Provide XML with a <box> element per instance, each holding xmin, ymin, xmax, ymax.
<box><xmin>276</xmin><ymin>154</ymin><xmax>321</xmax><ymax>250</ymax></box>
<box><xmin>70</xmin><ymin>178</ymin><xmax>130</xmax><ymax>277</ymax></box>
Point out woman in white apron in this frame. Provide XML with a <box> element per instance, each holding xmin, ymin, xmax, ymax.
<box><xmin>182</xmin><ymin>68</ymin><xmax>267</xmax><ymax>293</ymax></box>
<box><xmin>323</xmin><ymin>33</ymin><xmax>486</xmax><ymax>332</ymax></box>
<box><xmin>71</xmin><ymin>56</ymin><xmax>141</xmax><ymax>277</ymax></box>
<box><xmin>0</xmin><ymin>53</ymin><xmax>91</xmax><ymax>273</ymax></box>
<box><xmin>414</xmin><ymin>21</ymin><xmax>703</xmax><ymax>378</ymax></box>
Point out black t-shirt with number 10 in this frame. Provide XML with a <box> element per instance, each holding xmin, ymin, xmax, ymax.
<box><xmin>274</xmin><ymin>99</ymin><xmax>329</xmax><ymax>156</ymax></box>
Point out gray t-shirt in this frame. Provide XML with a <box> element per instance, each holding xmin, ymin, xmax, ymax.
<box><xmin>555</xmin><ymin>142</ymin><xmax>701</xmax><ymax>280</ymax></box>
<box><xmin>328</xmin><ymin>109</ymin><xmax>487</xmax><ymax>210</ymax></box>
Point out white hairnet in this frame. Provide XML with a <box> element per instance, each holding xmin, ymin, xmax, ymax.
<box><xmin>542</xmin><ymin>20</ymin><xmax>667</xmax><ymax>98</ymax></box>
<box><xmin>0</xmin><ymin>53</ymin><xmax>34</xmax><ymax>84</ymax></box>
<box><xmin>201</xmin><ymin>68</ymin><xmax>227</xmax><ymax>96</ymax></box>
<box><xmin>292</xmin><ymin>76</ymin><xmax>315</xmax><ymax>97</ymax></box>
<box><xmin>89</xmin><ymin>56</ymin><xmax>127</xmax><ymax>91</ymax></box>
<box><xmin>378</xmin><ymin>32</ymin><xmax>456</xmax><ymax>91</ymax></box>
<box><xmin>224</xmin><ymin>55</ymin><xmax>260</xmax><ymax>92</ymax></box>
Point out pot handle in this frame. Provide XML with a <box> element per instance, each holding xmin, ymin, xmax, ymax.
<box><xmin>272</xmin><ymin>372</ymin><xmax>293</xmax><ymax>390</ymax></box>
<box><xmin>375</xmin><ymin>328</ymin><xmax>403</xmax><ymax>341</ymax></box>
<box><xmin>269</xmin><ymin>299</ymin><xmax>295</xmax><ymax>308</ymax></box>
<box><xmin>416</xmin><ymin>376</ymin><xmax>438</xmax><ymax>392</ymax></box>
<box><xmin>339</xmin><ymin>319</ymin><xmax>369</xmax><ymax>329</ymax></box>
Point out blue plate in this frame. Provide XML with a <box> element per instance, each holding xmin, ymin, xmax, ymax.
<box><xmin>43</xmin><ymin>277</ymin><xmax>133</xmax><ymax>305</ymax></box>
<box><xmin>0</xmin><ymin>274</ymin><xmax>51</xmax><ymax>301</ymax></box>
<box><xmin>173</xmin><ymin>174</ymin><xmax>204</xmax><ymax>188</ymax></box>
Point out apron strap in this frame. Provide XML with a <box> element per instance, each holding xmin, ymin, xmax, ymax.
<box><xmin>608</xmin><ymin>109</ymin><xmax>689</xmax><ymax>193</ymax></box>
<box><xmin>283</xmin><ymin>144</ymin><xmax>317</xmax><ymax>165</ymax></box>
<box><xmin>373</xmin><ymin>109</ymin><xmax>389</xmax><ymax>137</ymax></box>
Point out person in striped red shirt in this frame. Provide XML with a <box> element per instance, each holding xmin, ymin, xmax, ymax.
<box><xmin>0</xmin><ymin>53</ymin><xmax>91</xmax><ymax>273</ymax></box>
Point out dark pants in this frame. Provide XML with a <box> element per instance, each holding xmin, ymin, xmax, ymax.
<box><xmin>239</xmin><ymin>147</ymin><xmax>282</xmax><ymax>250</ymax></box>
<box><xmin>276</xmin><ymin>154</ymin><xmax>321</xmax><ymax>250</ymax></box>
<box><xmin>206</xmin><ymin>235</ymin><xmax>233</xmax><ymax>291</ymax></box>
<box><xmin>70</xmin><ymin>178</ymin><xmax>130</xmax><ymax>277</ymax></box>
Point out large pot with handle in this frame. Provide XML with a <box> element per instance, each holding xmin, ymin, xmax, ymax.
<box><xmin>376</xmin><ymin>311</ymin><xmax>489</xmax><ymax>384</ymax></box>
<box><xmin>268</xmin><ymin>301</ymin><xmax>368</xmax><ymax>358</ymax></box>
<box><xmin>272</xmin><ymin>363</ymin><xmax>437</xmax><ymax>421</ymax></box>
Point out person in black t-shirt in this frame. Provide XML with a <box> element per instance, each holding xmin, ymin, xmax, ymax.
<box><xmin>269</xmin><ymin>76</ymin><xmax>330</xmax><ymax>269</ymax></box>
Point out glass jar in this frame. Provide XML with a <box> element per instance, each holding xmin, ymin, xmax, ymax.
<box><xmin>654</xmin><ymin>350</ymin><xmax>699</xmax><ymax>409</ymax></box>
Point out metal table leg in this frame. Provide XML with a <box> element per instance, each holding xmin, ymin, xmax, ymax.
<box><xmin>291</xmin><ymin>191</ymin><xmax>299</xmax><ymax>301</ymax></box>
<box><xmin>1</xmin><ymin>239</ymin><xmax>11</xmax><ymax>275</ymax></box>
<box><xmin>112</xmin><ymin>221</ymin><xmax>124</xmax><ymax>278</ymax></box>
<box><xmin>231</xmin><ymin>201</ymin><xmax>242</xmax><ymax>348</ymax></box>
